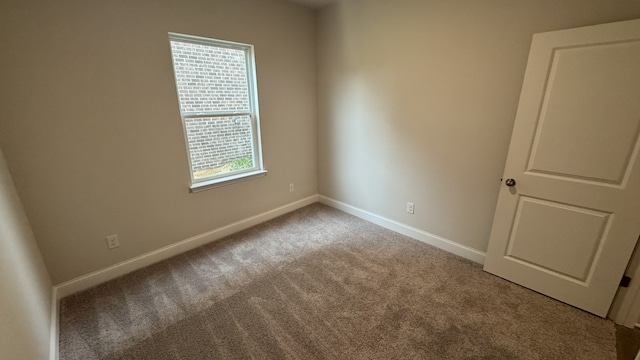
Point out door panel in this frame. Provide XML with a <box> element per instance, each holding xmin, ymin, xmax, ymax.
<box><xmin>484</xmin><ymin>19</ymin><xmax>640</xmax><ymax>317</ymax></box>
<box><xmin>528</xmin><ymin>42</ymin><xmax>640</xmax><ymax>184</ymax></box>
<box><xmin>506</xmin><ymin>196</ymin><xmax>610</xmax><ymax>282</ymax></box>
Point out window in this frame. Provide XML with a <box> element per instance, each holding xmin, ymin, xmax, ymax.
<box><xmin>168</xmin><ymin>33</ymin><xmax>265</xmax><ymax>191</ymax></box>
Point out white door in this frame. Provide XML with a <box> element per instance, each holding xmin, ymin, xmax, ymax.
<box><xmin>484</xmin><ymin>19</ymin><xmax>640</xmax><ymax>317</ymax></box>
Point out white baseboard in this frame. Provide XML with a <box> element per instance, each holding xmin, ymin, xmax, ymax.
<box><xmin>49</xmin><ymin>286</ymin><xmax>59</xmax><ymax>360</ymax></box>
<box><xmin>54</xmin><ymin>195</ymin><xmax>319</xmax><ymax>299</ymax></box>
<box><xmin>318</xmin><ymin>195</ymin><xmax>486</xmax><ymax>264</ymax></box>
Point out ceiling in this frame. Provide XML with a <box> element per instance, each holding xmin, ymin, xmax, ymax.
<box><xmin>286</xmin><ymin>0</ymin><xmax>336</xmax><ymax>9</ymax></box>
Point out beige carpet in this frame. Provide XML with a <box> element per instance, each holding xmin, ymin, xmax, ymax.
<box><xmin>59</xmin><ymin>203</ymin><xmax>616</xmax><ymax>359</ymax></box>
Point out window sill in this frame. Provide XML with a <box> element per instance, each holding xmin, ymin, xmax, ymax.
<box><xmin>190</xmin><ymin>169</ymin><xmax>267</xmax><ymax>193</ymax></box>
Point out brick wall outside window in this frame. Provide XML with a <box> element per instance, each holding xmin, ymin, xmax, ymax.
<box><xmin>184</xmin><ymin>116</ymin><xmax>253</xmax><ymax>172</ymax></box>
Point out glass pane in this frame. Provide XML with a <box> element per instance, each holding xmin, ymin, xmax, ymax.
<box><xmin>170</xmin><ymin>41</ymin><xmax>250</xmax><ymax>113</ymax></box>
<box><xmin>184</xmin><ymin>116</ymin><xmax>255</xmax><ymax>180</ymax></box>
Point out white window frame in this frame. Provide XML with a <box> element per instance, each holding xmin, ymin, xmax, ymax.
<box><xmin>168</xmin><ymin>33</ymin><xmax>266</xmax><ymax>192</ymax></box>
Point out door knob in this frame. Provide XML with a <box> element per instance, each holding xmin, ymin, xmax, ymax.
<box><xmin>505</xmin><ymin>178</ymin><xmax>516</xmax><ymax>187</ymax></box>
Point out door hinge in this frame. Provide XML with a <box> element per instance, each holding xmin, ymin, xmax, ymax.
<box><xmin>620</xmin><ymin>275</ymin><xmax>632</xmax><ymax>288</ymax></box>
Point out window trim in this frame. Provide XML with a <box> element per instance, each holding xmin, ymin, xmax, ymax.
<box><xmin>190</xmin><ymin>169</ymin><xmax>268</xmax><ymax>193</ymax></box>
<box><xmin>168</xmin><ymin>32</ymin><xmax>265</xmax><ymax>191</ymax></box>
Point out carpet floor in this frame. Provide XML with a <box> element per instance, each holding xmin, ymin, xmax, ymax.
<box><xmin>59</xmin><ymin>203</ymin><xmax>618</xmax><ymax>359</ymax></box>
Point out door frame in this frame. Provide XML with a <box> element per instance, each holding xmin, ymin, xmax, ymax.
<box><xmin>610</xmin><ymin>236</ymin><xmax>640</xmax><ymax>328</ymax></box>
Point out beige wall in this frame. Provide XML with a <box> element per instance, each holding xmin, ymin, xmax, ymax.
<box><xmin>317</xmin><ymin>0</ymin><xmax>640</xmax><ymax>252</ymax></box>
<box><xmin>0</xmin><ymin>146</ymin><xmax>52</xmax><ymax>360</ymax></box>
<box><xmin>0</xmin><ymin>0</ymin><xmax>317</xmax><ymax>283</ymax></box>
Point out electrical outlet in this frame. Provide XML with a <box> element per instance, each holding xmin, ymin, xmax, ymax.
<box><xmin>289</xmin><ymin>183</ymin><xmax>295</xmax><ymax>192</ymax></box>
<box><xmin>106</xmin><ymin>235</ymin><xmax>120</xmax><ymax>250</ymax></box>
<box><xmin>406</xmin><ymin>202</ymin><xmax>415</xmax><ymax>214</ymax></box>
